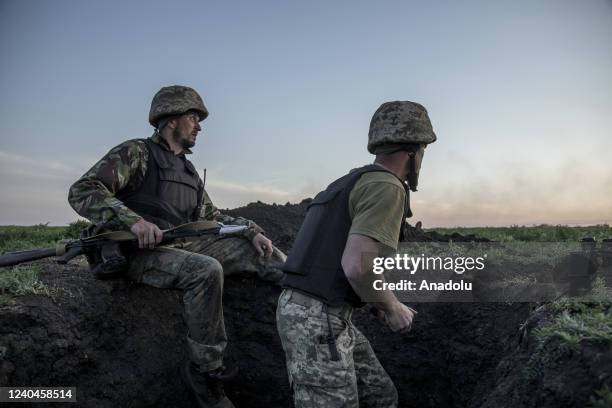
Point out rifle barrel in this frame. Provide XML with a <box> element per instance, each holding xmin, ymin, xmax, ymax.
<box><xmin>0</xmin><ymin>248</ymin><xmax>57</xmax><ymax>268</ymax></box>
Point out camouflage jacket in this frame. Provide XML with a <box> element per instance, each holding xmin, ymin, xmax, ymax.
<box><xmin>68</xmin><ymin>133</ymin><xmax>263</xmax><ymax>240</ymax></box>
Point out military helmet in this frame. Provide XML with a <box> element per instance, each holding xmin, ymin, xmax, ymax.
<box><xmin>367</xmin><ymin>101</ymin><xmax>437</xmax><ymax>154</ymax></box>
<box><xmin>149</xmin><ymin>85</ymin><xmax>209</xmax><ymax>127</ymax></box>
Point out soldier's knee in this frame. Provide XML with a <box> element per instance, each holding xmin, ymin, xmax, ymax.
<box><xmin>185</xmin><ymin>255</ymin><xmax>224</xmax><ymax>285</ymax></box>
<box><xmin>200</xmin><ymin>258</ymin><xmax>224</xmax><ymax>284</ymax></box>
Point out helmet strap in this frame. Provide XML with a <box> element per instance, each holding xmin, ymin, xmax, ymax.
<box><xmin>405</xmin><ymin>188</ymin><xmax>413</xmax><ymax>218</ymax></box>
<box><xmin>406</xmin><ymin>153</ymin><xmax>419</xmax><ymax>192</ymax></box>
<box><xmin>156</xmin><ymin>117</ymin><xmax>170</xmax><ymax>132</ymax></box>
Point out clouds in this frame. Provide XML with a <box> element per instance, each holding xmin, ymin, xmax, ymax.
<box><xmin>0</xmin><ymin>151</ymin><xmax>319</xmax><ymax>225</ymax></box>
<box><xmin>0</xmin><ymin>151</ymin><xmax>83</xmax><ymax>225</ymax></box>
<box><xmin>0</xmin><ymin>151</ymin><xmax>77</xmax><ymax>182</ymax></box>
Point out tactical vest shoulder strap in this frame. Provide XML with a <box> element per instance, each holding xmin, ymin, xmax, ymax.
<box><xmin>116</xmin><ymin>138</ymin><xmax>199</xmax><ymax>229</ymax></box>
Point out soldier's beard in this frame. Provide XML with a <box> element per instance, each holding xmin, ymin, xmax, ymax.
<box><xmin>172</xmin><ymin>128</ymin><xmax>195</xmax><ymax>149</ymax></box>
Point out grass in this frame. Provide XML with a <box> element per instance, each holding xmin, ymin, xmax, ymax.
<box><xmin>1</xmin><ymin>222</ymin><xmax>608</xmax><ymax>253</ymax></box>
<box><xmin>525</xmin><ymin>279</ymin><xmax>612</xmax><ymax>380</ymax></box>
<box><xmin>0</xmin><ymin>221</ymin><xmax>89</xmax><ymax>304</ymax></box>
<box><xmin>0</xmin><ymin>220</ymin><xmax>89</xmax><ymax>253</ymax></box>
<box><xmin>0</xmin><ymin>264</ymin><xmax>53</xmax><ymax>305</ymax></box>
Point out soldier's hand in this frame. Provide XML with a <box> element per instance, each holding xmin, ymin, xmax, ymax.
<box><xmin>130</xmin><ymin>219</ymin><xmax>163</xmax><ymax>249</ymax></box>
<box><xmin>375</xmin><ymin>302</ymin><xmax>417</xmax><ymax>333</ymax></box>
<box><xmin>251</xmin><ymin>233</ymin><xmax>273</xmax><ymax>258</ymax></box>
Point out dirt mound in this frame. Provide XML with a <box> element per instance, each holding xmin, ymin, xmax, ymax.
<box><xmin>224</xmin><ymin>199</ymin><xmax>491</xmax><ymax>251</ymax></box>
<box><xmin>0</xmin><ymin>201</ymin><xmax>609</xmax><ymax>407</ymax></box>
<box><xmin>223</xmin><ymin>199</ymin><xmax>311</xmax><ymax>253</ymax></box>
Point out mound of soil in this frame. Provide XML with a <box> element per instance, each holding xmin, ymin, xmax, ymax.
<box><xmin>223</xmin><ymin>199</ymin><xmax>311</xmax><ymax>253</ymax></box>
<box><xmin>0</xmin><ymin>201</ymin><xmax>609</xmax><ymax>407</ymax></box>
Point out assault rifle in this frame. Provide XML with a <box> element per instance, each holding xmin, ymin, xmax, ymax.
<box><xmin>0</xmin><ymin>221</ymin><xmax>247</xmax><ymax>278</ymax></box>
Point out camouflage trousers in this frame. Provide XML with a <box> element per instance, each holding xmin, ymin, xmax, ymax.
<box><xmin>277</xmin><ymin>289</ymin><xmax>398</xmax><ymax>408</ymax></box>
<box><xmin>127</xmin><ymin>235</ymin><xmax>286</xmax><ymax>371</ymax></box>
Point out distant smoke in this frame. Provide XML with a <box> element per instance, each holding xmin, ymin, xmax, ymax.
<box><xmin>412</xmin><ymin>156</ymin><xmax>612</xmax><ymax>227</ymax></box>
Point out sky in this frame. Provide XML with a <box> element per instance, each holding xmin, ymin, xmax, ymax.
<box><xmin>0</xmin><ymin>0</ymin><xmax>610</xmax><ymax>227</ymax></box>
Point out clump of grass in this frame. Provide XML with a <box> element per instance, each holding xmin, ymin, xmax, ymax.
<box><xmin>588</xmin><ymin>385</ymin><xmax>612</xmax><ymax>408</ymax></box>
<box><xmin>0</xmin><ymin>221</ymin><xmax>91</xmax><ymax>305</ymax></box>
<box><xmin>525</xmin><ymin>304</ymin><xmax>612</xmax><ymax>380</ymax></box>
<box><xmin>0</xmin><ymin>265</ymin><xmax>50</xmax><ymax>298</ymax></box>
<box><xmin>551</xmin><ymin>278</ymin><xmax>612</xmax><ymax>315</ymax></box>
<box><xmin>64</xmin><ymin>219</ymin><xmax>91</xmax><ymax>239</ymax></box>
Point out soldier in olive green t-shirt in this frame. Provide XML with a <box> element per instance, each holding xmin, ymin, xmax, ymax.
<box><xmin>278</xmin><ymin>101</ymin><xmax>437</xmax><ymax>408</ymax></box>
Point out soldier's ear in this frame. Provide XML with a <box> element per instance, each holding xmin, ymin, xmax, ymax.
<box><xmin>166</xmin><ymin>118</ymin><xmax>178</xmax><ymax>129</ymax></box>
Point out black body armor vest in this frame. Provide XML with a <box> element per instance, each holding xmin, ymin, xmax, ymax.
<box><xmin>116</xmin><ymin>138</ymin><xmax>203</xmax><ymax>230</ymax></box>
<box><xmin>283</xmin><ymin>165</ymin><xmax>409</xmax><ymax>306</ymax></box>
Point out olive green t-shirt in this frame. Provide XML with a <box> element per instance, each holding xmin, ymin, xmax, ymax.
<box><xmin>348</xmin><ymin>168</ymin><xmax>407</xmax><ymax>250</ymax></box>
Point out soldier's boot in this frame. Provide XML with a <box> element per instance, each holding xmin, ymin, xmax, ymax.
<box><xmin>182</xmin><ymin>362</ymin><xmax>237</xmax><ymax>408</ymax></box>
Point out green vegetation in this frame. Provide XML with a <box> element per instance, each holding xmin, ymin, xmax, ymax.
<box><xmin>525</xmin><ymin>280</ymin><xmax>612</xmax><ymax>380</ymax></box>
<box><xmin>0</xmin><ymin>221</ymin><xmax>89</xmax><ymax>305</ymax></box>
<box><xmin>63</xmin><ymin>219</ymin><xmax>90</xmax><ymax>239</ymax></box>
<box><xmin>0</xmin><ymin>220</ymin><xmax>89</xmax><ymax>253</ymax></box>
<box><xmin>0</xmin><ymin>265</ymin><xmax>52</xmax><ymax>305</ymax></box>
<box><xmin>1</xmin><ymin>222</ymin><xmax>608</xmax><ymax>253</ymax></box>
<box><xmin>551</xmin><ymin>279</ymin><xmax>612</xmax><ymax>315</ymax></box>
<box><xmin>430</xmin><ymin>224</ymin><xmax>612</xmax><ymax>242</ymax></box>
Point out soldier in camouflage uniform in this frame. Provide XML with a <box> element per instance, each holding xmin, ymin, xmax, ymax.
<box><xmin>278</xmin><ymin>101</ymin><xmax>437</xmax><ymax>407</ymax></box>
<box><xmin>69</xmin><ymin>85</ymin><xmax>286</xmax><ymax>408</ymax></box>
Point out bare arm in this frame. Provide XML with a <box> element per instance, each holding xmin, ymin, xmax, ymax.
<box><xmin>342</xmin><ymin>234</ymin><xmax>417</xmax><ymax>332</ymax></box>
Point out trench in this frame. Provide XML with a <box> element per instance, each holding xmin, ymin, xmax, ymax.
<box><xmin>222</xmin><ymin>278</ymin><xmax>534</xmax><ymax>408</ymax></box>
<box><xmin>1</xmin><ymin>264</ymin><xmax>535</xmax><ymax>408</ymax></box>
